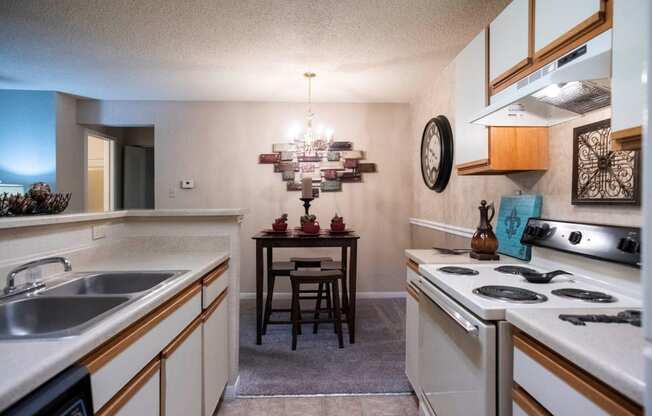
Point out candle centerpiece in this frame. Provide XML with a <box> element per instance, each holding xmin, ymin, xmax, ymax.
<box><xmin>300</xmin><ymin>177</ymin><xmax>314</xmax><ymax>216</ymax></box>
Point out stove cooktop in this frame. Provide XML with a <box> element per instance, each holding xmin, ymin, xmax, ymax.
<box><xmin>417</xmin><ymin>263</ymin><xmax>641</xmax><ymax>320</ymax></box>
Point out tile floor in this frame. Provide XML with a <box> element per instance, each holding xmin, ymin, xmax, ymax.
<box><xmin>216</xmin><ymin>394</ymin><xmax>419</xmax><ymax>416</ymax></box>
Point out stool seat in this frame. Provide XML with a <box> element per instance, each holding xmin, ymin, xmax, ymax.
<box><xmin>290</xmin><ymin>270</ymin><xmax>341</xmax><ymax>279</ymax></box>
<box><xmin>272</xmin><ymin>261</ymin><xmax>296</xmax><ymax>271</ymax></box>
<box><xmin>290</xmin><ymin>257</ymin><xmax>333</xmax><ymax>268</ymax></box>
<box><xmin>321</xmin><ymin>261</ymin><xmax>342</xmax><ymax>270</ymax></box>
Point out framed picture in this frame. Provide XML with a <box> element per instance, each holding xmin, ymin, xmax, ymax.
<box><xmin>571</xmin><ymin>119</ymin><xmax>640</xmax><ymax>205</ymax></box>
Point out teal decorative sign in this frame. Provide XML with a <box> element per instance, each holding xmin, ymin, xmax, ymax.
<box><xmin>495</xmin><ymin>194</ymin><xmax>542</xmax><ymax>261</ymax></box>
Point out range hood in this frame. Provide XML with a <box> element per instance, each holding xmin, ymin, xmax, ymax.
<box><xmin>471</xmin><ymin>30</ymin><xmax>612</xmax><ymax>127</ymax></box>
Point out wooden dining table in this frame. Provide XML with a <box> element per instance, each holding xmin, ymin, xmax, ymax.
<box><xmin>252</xmin><ymin>230</ymin><xmax>360</xmax><ymax>345</ymax></box>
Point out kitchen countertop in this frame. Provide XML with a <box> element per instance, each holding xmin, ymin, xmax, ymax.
<box><xmin>405</xmin><ymin>248</ymin><xmax>520</xmax><ymax>265</ymax></box>
<box><xmin>0</xmin><ymin>242</ymin><xmax>229</xmax><ymax>411</ymax></box>
<box><xmin>506</xmin><ymin>308</ymin><xmax>644</xmax><ymax>405</ymax></box>
<box><xmin>0</xmin><ymin>208</ymin><xmax>248</xmax><ymax>230</ymax></box>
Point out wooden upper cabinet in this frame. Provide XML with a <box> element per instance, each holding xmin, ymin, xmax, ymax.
<box><xmin>454</xmin><ymin>29</ymin><xmax>489</xmax><ymax>167</ymax></box>
<box><xmin>534</xmin><ymin>0</ymin><xmax>604</xmax><ymax>61</ymax></box>
<box><xmin>489</xmin><ymin>0</ymin><xmax>533</xmax><ymax>91</ymax></box>
<box><xmin>610</xmin><ymin>0</ymin><xmax>647</xmax><ymax>150</ymax></box>
<box><xmin>457</xmin><ymin>127</ymin><xmax>549</xmax><ymax>175</ymax></box>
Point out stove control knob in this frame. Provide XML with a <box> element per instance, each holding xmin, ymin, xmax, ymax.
<box><xmin>617</xmin><ymin>237</ymin><xmax>639</xmax><ymax>254</ymax></box>
<box><xmin>568</xmin><ymin>231</ymin><xmax>582</xmax><ymax>245</ymax></box>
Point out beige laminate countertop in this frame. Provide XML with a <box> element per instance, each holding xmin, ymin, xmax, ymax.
<box><xmin>507</xmin><ymin>308</ymin><xmax>644</xmax><ymax>405</ymax></box>
<box><xmin>0</xmin><ymin>243</ymin><xmax>229</xmax><ymax>412</ymax></box>
<box><xmin>0</xmin><ymin>208</ymin><xmax>248</xmax><ymax>230</ymax></box>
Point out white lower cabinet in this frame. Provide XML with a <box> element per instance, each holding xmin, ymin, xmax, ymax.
<box><xmin>162</xmin><ymin>318</ymin><xmax>203</xmax><ymax>416</ymax></box>
<box><xmin>97</xmin><ymin>360</ymin><xmax>161</xmax><ymax>416</ymax></box>
<box><xmin>203</xmin><ymin>290</ymin><xmax>229</xmax><ymax>416</ymax></box>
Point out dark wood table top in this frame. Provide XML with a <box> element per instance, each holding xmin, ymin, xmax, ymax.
<box><xmin>252</xmin><ymin>230</ymin><xmax>360</xmax><ymax>240</ymax></box>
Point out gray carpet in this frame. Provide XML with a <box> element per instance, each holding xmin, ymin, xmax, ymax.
<box><xmin>237</xmin><ymin>298</ymin><xmax>412</xmax><ymax>396</ymax></box>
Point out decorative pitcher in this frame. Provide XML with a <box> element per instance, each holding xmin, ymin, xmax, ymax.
<box><xmin>470</xmin><ymin>200</ymin><xmax>500</xmax><ymax>260</ymax></box>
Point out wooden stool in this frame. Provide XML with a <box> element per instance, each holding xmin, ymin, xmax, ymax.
<box><xmin>290</xmin><ymin>270</ymin><xmax>344</xmax><ymax>350</ymax></box>
<box><xmin>262</xmin><ymin>257</ymin><xmax>333</xmax><ymax>335</ymax></box>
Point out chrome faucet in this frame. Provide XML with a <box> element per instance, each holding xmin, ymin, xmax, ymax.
<box><xmin>3</xmin><ymin>256</ymin><xmax>72</xmax><ymax>298</ymax></box>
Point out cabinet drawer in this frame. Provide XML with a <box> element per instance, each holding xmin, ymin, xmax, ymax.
<box><xmin>406</xmin><ymin>260</ymin><xmax>420</xmax><ymax>283</ymax></box>
<box><xmin>83</xmin><ymin>283</ymin><xmax>202</xmax><ymax>410</ymax></box>
<box><xmin>96</xmin><ymin>358</ymin><xmax>160</xmax><ymax>416</ymax></box>
<box><xmin>203</xmin><ymin>260</ymin><xmax>229</xmax><ymax>309</ymax></box>
<box><xmin>513</xmin><ymin>333</ymin><xmax>642</xmax><ymax>416</ymax></box>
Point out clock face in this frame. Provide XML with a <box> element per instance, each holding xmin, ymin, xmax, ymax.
<box><xmin>420</xmin><ymin>116</ymin><xmax>453</xmax><ymax>192</ymax></box>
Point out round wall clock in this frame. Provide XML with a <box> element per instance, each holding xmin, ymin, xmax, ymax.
<box><xmin>420</xmin><ymin>115</ymin><xmax>453</xmax><ymax>192</ymax></box>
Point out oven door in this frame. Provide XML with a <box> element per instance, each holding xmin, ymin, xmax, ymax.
<box><xmin>417</xmin><ymin>276</ymin><xmax>496</xmax><ymax>416</ymax></box>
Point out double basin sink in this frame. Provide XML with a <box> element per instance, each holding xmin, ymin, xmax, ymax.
<box><xmin>0</xmin><ymin>270</ymin><xmax>188</xmax><ymax>340</ymax></box>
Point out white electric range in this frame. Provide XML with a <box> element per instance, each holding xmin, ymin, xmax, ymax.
<box><xmin>413</xmin><ymin>218</ymin><xmax>642</xmax><ymax>416</ymax></box>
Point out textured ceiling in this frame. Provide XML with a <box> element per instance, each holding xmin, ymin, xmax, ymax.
<box><xmin>0</xmin><ymin>0</ymin><xmax>508</xmax><ymax>102</ymax></box>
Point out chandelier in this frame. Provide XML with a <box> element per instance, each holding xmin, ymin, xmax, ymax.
<box><xmin>291</xmin><ymin>72</ymin><xmax>333</xmax><ymax>152</ymax></box>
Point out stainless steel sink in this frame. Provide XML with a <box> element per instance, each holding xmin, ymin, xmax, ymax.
<box><xmin>0</xmin><ymin>270</ymin><xmax>188</xmax><ymax>339</ymax></box>
<box><xmin>44</xmin><ymin>271</ymin><xmax>185</xmax><ymax>296</ymax></box>
<box><xmin>0</xmin><ymin>296</ymin><xmax>130</xmax><ymax>339</ymax></box>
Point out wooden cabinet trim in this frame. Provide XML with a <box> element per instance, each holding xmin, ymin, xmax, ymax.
<box><xmin>513</xmin><ymin>332</ymin><xmax>642</xmax><ymax>416</ymax></box>
<box><xmin>202</xmin><ymin>288</ymin><xmax>228</xmax><ymax>322</ymax></box>
<box><xmin>513</xmin><ymin>383</ymin><xmax>551</xmax><ymax>416</ymax></box>
<box><xmin>611</xmin><ymin>126</ymin><xmax>642</xmax><ymax>151</ymax></box>
<box><xmin>406</xmin><ymin>283</ymin><xmax>420</xmax><ymax>302</ymax></box>
<box><xmin>533</xmin><ymin>1</ymin><xmax>607</xmax><ymax>61</ymax></box>
<box><xmin>491</xmin><ymin>58</ymin><xmax>532</xmax><ymax>90</ymax></box>
<box><xmin>203</xmin><ymin>260</ymin><xmax>229</xmax><ymax>286</ymax></box>
<box><xmin>161</xmin><ymin>314</ymin><xmax>203</xmax><ymax>359</ymax></box>
<box><xmin>491</xmin><ymin>0</ymin><xmax>612</xmax><ymax>96</ymax></box>
<box><xmin>406</xmin><ymin>259</ymin><xmax>420</xmax><ymax>274</ymax></box>
<box><xmin>455</xmin><ymin>158</ymin><xmax>490</xmax><ymax>174</ymax></box>
<box><xmin>96</xmin><ymin>358</ymin><xmax>160</xmax><ymax>416</ymax></box>
<box><xmin>81</xmin><ymin>282</ymin><xmax>202</xmax><ymax>374</ymax></box>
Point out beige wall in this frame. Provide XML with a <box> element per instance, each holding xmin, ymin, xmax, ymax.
<box><xmin>78</xmin><ymin>101</ymin><xmax>413</xmax><ymax>293</ymax></box>
<box><xmin>409</xmin><ymin>60</ymin><xmax>641</xmax><ymax>248</ymax></box>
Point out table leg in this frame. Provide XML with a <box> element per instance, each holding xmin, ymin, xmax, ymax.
<box><xmin>256</xmin><ymin>241</ymin><xmax>264</xmax><ymax>345</ymax></box>
<box><xmin>340</xmin><ymin>246</ymin><xmax>349</xmax><ymax>314</ymax></box>
<box><xmin>348</xmin><ymin>240</ymin><xmax>357</xmax><ymax>344</ymax></box>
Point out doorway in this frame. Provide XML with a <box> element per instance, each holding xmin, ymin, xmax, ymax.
<box><xmin>86</xmin><ymin>134</ymin><xmax>115</xmax><ymax>212</ymax></box>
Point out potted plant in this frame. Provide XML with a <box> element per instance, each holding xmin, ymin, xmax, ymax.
<box><xmin>301</xmin><ymin>214</ymin><xmax>320</xmax><ymax>234</ymax></box>
<box><xmin>330</xmin><ymin>213</ymin><xmax>346</xmax><ymax>232</ymax></box>
<box><xmin>272</xmin><ymin>213</ymin><xmax>289</xmax><ymax>232</ymax></box>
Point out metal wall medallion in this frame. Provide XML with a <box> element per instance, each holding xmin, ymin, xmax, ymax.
<box><xmin>572</xmin><ymin>119</ymin><xmax>640</xmax><ymax>205</ymax></box>
<box><xmin>260</xmin><ymin>139</ymin><xmax>377</xmax><ymax>197</ymax></box>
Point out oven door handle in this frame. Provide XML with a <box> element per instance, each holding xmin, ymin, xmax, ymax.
<box><xmin>419</xmin><ymin>280</ymin><xmax>479</xmax><ymax>337</ymax></box>
<box><xmin>420</xmin><ymin>388</ymin><xmax>438</xmax><ymax>416</ymax></box>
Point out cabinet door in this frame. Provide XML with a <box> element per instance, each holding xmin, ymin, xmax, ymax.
<box><xmin>203</xmin><ymin>290</ymin><xmax>229</xmax><ymax>416</ymax></box>
<box><xmin>454</xmin><ymin>29</ymin><xmax>489</xmax><ymax>166</ymax></box>
<box><xmin>534</xmin><ymin>0</ymin><xmax>603</xmax><ymax>58</ymax></box>
<box><xmin>162</xmin><ymin>318</ymin><xmax>203</xmax><ymax>416</ymax></box>
<box><xmin>611</xmin><ymin>0</ymin><xmax>647</xmax><ymax>143</ymax></box>
<box><xmin>489</xmin><ymin>0</ymin><xmax>531</xmax><ymax>86</ymax></box>
<box><xmin>96</xmin><ymin>360</ymin><xmax>161</xmax><ymax>416</ymax></box>
<box><xmin>405</xmin><ymin>282</ymin><xmax>420</xmax><ymax>392</ymax></box>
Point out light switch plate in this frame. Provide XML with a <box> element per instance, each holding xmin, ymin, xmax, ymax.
<box><xmin>92</xmin><ymin>225</ymin><xmax>106</xmax><ymax>240</ymax></box>
<box><xmin>181</xmin><ymin>179</ymin><xmax>195</xmax><ymax>189</ymax></box>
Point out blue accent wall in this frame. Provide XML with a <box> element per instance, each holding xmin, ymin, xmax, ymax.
<box><xmin>0</xmin><ymin>90</ymin><xmax>57</xmax><ymax>192</ymax></box>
